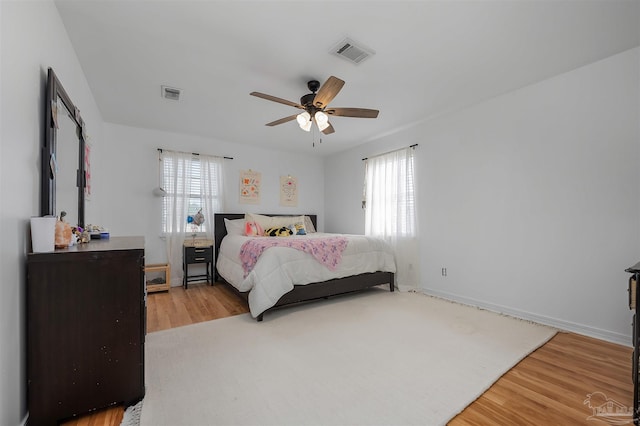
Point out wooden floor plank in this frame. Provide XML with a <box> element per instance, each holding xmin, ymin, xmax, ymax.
<box><xmin>65</xmin><ymin>285</ymin><xmax>633</xmax><ymax>425</ymax></box>
<box><xmin>449</xmin><ymin>332</ymin><xmax>633</xmax><ymax>425</ymax></box>
<box><xmin>146</xmin><ymin>281</ymin><xmax>249</xmax><ymax>333</ymax></box>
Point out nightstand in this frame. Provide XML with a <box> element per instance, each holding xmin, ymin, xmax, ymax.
<box><xmin>183</xmin><ymin>239</ymin><xmax>213</xmax><ymax>289</ymax></box>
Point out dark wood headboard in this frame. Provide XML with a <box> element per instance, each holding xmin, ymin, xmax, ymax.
<box><xmin>214</xmin><ymin>213</ymin><xmax>317</xmax><ymax>276</ymax></box>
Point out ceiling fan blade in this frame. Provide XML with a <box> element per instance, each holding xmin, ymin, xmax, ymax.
<box><xmin>265</xmin><ymin>114</ymin><xmax>298</xmax><ymax>126</ymax></box>
<box><xmin>325</xmin><ymin>107</ymin><xmax>379</xmax><ymax>119</ymax></box>
<box><xmin>313</xmin><ymin>76</ymin><xmax>345</xmax><ymax>108</ymax></box>
<box><xmin>250</xmin><ymin>92</ymin><xmax>304</xmax><ymax>109</ymax></box>
<box><xmin>321</xmin><ymin>122</ymin><xmax>335</xmax><ymax>135</ymax></box>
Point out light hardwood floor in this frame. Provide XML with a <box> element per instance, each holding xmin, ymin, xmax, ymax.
<box><xmin>64</xmin><ymin>282</ymin><xmax>633</xmax><ymax>425</ymax></box>
<box><xmin>449</xmin><ymin>332</ymin><xmax>633</xmax><ymax>425</ymax></box>
<box><xmin>146</xmin><ymin>281</ymin><xmax>249</xmax><ymax>333</ymax></box>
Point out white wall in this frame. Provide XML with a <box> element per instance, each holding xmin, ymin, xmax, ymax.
<box><xmin>325</xmin><ymin>47</ymin><xmax>640</xmax><ymax>345</ymax></box>
<box><xmin>95</xmin><ymin>123</ymin><xmax>325</xmax><ymax>267</ymax></box>
<box><xmin>0</xmin><ymin>3</ymin><xmax>635</xmax><ymax>425</ymax></box>
<box><xmin>0</xmin><ymin>1</ymin><xmax>104</xmax><ymax>425</ymax></box>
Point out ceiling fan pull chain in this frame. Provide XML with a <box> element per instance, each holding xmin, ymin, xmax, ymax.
<box><xmin>312</xmin><ymin>124</ymin><xmax>317</xmax><ymax>148</ymax></box>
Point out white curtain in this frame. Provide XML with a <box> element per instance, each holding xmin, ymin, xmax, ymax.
<box><xmin>162</xmin><ymin>151</ymin><xmax>193</xmax><ymax>286</ymax></box>
<box><xmin>161</xmin><ymin>150</ymin><xmax>225</xmax><ymax>286</ymax></box>
<box><xmin>200</xmin><ymin>155</ymin><xmax>225</xmax><ymax>242</ymax></box>
<box><xmin>364</xmin><ymin>146</ymin><xmax>418</xmax><ymax>290</ymax></box>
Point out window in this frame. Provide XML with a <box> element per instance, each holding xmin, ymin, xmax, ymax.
<box><xmin>364</xmin><ymin>146</ymin><xmax>416</xmax><ymax>238</ymax></box>
<box><xmin>364</xmin><ymin>145</ymin><xmax>418</xmax><ymax>290</ymax></box>
<box><xmin>160</xmin><ymin>150</ymin><xmax>224</xmax><ymax>234</ymax></box>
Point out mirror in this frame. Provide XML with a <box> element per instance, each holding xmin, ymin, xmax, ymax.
<box><xmin>55</xmin><ymin>102</ymin><xmax>80</xmax><ymax>227</ymax></box>
<box><xmin>41</xmin><ymin>68</ymin><xmax>86</xmax><ymax>227</ymax></box>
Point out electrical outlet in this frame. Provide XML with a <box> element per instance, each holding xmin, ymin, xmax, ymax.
<box><xmin>441</xmin><ymin>267</ymin><xmax>447</xmax><ymax>277</ymax></box>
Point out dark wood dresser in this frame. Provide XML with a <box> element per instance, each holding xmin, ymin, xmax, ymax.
<box><xmin>26</xmin><ymin>236</ymin><xmax>146</xmax><ymax>425</ymax></box>
<box><xmin>627</xmin><ymin>260</ymin><xmax>640</xmax><ymax>425</ymax></box>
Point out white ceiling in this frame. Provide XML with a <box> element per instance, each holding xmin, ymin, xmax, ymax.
<box><xmin>55</xmin><ymin>0</ymin><xmax>639</xmax><ymax>156</ymax></box>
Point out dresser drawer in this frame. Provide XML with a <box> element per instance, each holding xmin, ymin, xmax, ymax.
<box><xmin>185</xmin><ymin>246</ymin><xmax>213</xmax><ymax>263</ymax></box>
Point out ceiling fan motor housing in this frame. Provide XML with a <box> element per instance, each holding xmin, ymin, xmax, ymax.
<box><xmin>300</xmin><ymin>93</ymin><xmax>317</xmax><ymax>108</ymax></box>
<box><xmin>301</xmin><ymin>80</ymin><xmax>322</xmax><ymax>112</ymax></box>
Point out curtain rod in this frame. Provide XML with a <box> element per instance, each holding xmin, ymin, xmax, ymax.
<box><xmin>362</xmin><ymin>144</ymin><xmax>418</xmax><ymax>161</ymax></box>
<box><xmin>157</xmin><ymin>148</ymin><xmax>233</xmax><ymax>160</ymax></box>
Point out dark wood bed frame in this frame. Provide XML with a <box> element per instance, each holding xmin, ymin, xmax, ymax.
<box><xmin>214</xmin><ymin>213</ymin><xmax>395</xmax><ymax>321</ymax></box>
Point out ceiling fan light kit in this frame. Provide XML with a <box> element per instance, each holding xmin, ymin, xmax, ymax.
<box><xmin>250</xmin><ymin>76</ymin><xmax>379</xmax><ymax>137</ymax></box>
<box><xmin>296</xmin><ymin>111</ymin><xmax>312</xmax><ymax>132</ymax></box>
<box><xmin>315</xmin><ymin>111</ymin><xmax>330</xmax><ymax>131</ymax></box>
<box><xmin>295</xmin><ymin>110</ymin><xmax>330</xmax><ymax>132</ymax></box>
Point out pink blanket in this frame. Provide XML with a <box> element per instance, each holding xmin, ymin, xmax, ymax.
<box><xmin>240</xmin><ymin>236</ymin><xmax>348</xmax><ymax>277</ymax></box>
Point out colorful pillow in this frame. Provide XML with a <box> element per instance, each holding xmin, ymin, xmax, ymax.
<box><xmin>244</xmin><ymin>220</ymin><xmax>263</xmax><ymax>237</ymax></box>
<box><xmin>264</xmin><ymin>226</ymin><xmax>294</xmax><ymax>237</ymax></box>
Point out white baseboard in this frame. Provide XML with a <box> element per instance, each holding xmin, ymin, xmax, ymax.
<box><xmin>418</xmin><ymin>287</ymin><xmax>631</xmax><ymax>347</ymax></box>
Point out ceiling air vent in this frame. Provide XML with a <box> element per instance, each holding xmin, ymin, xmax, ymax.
<box><xmin>161</xmin><ymin>86</ymin><xmax>182</xmax><ymax>101</ymax></box>
<box><xmin>330</xmin><ymin>38</ymin><xmax>375</xmax><ymax>65</ymax></box>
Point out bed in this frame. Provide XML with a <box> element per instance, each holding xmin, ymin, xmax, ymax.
<box><xmin>214</xmin><ymin>213</ymin><xmax>396</xmax><ymax>321</ymax></box>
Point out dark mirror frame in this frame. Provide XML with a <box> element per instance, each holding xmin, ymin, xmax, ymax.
<box><xmin>42</xmin><ymin>68</ymin><xmax>86</xmax><ymax>227</ymax></box>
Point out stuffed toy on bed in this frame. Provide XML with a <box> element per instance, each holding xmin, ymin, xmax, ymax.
<box><xmin>244</xmin><ymin>220</ymin><xmax>263</xmax><ymax>237</ymax></box>
<box><xmin>293</xmin><ymin>222</ymin><xmax>306</xmax><ymax>235</ymax></box>
<box><xmin>264</xmin><ymin>226</ymin><xmax>294</xmax><ymax>237</ymax></box>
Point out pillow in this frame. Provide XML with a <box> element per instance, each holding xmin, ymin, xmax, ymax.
<box><xmin>244</xmin><ymin>220</ymin><xmax>263</xmax><ymax>237</ymax></box>
<box><xmin>245</xmin><ymin>213</ymin><xmax>306</xmax><ymax>231</ymax></box>
<box><xmin>272</xmin><ymin>215</ymin><xmax>305</xmax><ymax>228</ymax></box>
<box><xmin>224</xmin><ymin>218</ymin><xmax>245</xmax><ymax>236</ymax></box>
<box><xmin>264</xmin><ymin>226</ymin><xmax>293</xmax><ymax>237</ymax></box>
<box><xmin>244</xmin><ymin>213</ymin><xmax>273</xmax><ymax>231</ymax></box>
<box><xmin>304</xmin><ymin>215</ymin><xmax>316</xmax><ymax>233</ymax></box>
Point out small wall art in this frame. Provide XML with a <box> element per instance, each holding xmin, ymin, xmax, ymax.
<box><xmin>280</xmin><ymin>175</ymin><xmax>298</xmax><ymax>207</ymax></box>
<box><xmin>240</xmin><ymin>169</ymin><xmax>261</xmax><ymax>204</ymax></box>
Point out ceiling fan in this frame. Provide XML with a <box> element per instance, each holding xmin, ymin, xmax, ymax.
<box><xmin>250</xmin><ymin>76</ymin><xmax>379</xmax><ymax>135</ymax></box>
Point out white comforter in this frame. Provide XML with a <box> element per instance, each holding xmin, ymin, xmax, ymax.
<box><xmin>216</xmin><ymin>233</ymin><xmax>396</xmax><ymax>317</ymax></box>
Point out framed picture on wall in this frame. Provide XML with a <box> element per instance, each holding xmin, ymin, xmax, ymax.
<box><xmin>280</xmin><ymin>175</ymin><xmax>297</xmax><ymax>207</ymax></box>
<box><xmin>240</xmin><ymin>169</ymin><xmax>261</xmax><ymax>204</ymax></box>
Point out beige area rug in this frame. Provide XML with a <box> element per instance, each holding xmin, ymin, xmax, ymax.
<box><xmin>140</xmin><ymin>289</ymin><xmax>556</xmax><ymax>426</ymax></box>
